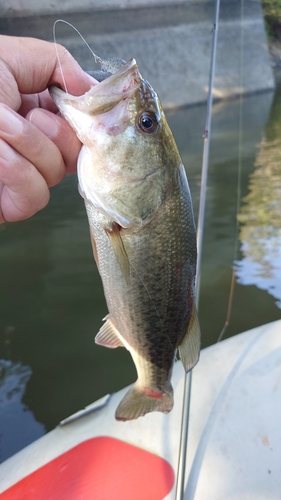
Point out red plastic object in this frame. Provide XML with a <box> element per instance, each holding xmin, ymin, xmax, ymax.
<box><xmin>0</xmin><ymin>436</ymin><xmax>174</xmax><ymax>500</ymax></box>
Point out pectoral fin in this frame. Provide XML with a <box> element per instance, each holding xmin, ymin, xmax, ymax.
<box><xmin>95</xmin><ymin>317</ymin><xmax>124</xmax><ymax>348</ymax></box>
<box><xmin>105</xmin><ymin>222</ymin><xmax>130</xmax><ymax>282</ymax></box>
<box><xmin>178</xmin><ymin>305</ymin><xmax>201</xmax><ymax>372</ymax></box>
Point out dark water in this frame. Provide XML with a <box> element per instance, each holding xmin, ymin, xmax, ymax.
<box><xmin>1</xmin><ymin>86</ymin><xmax>281</xmax><ymax>462</ymax></box>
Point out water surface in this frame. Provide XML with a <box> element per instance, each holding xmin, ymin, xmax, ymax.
<box><xmin>1</xmin><ymin>86</ymin><xmax>281</xmax><ymax>462</ymax></box>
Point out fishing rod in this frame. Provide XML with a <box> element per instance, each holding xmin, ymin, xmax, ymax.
<box><xmin>175</xmin><ymin>1</ymin><xmax>221</xmax><ymax>498</ymax></box>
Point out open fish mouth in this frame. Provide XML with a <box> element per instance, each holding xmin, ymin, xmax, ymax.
<box><xmin>50</xmin><ymin>58</ymin><xmax>141</xmax><ymax>117</ymax></box>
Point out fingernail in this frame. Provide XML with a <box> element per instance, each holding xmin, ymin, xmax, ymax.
<box><xmin>0</xmin><ymin>106</ymin><xmax>23</xmax><ymax>135</ymax></box>
<box><xmin>0</xmin><ymin>138</ymin><xmax>17</xmax><ymax>161</ymax></box>
<box><xmin>29</xmin><ymin>109</ymin><xmax>59</xmax><ymax>139</ymax></box>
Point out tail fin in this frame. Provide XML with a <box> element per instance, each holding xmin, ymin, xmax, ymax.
<box><xmin>115</xmin><ymin>384</ymin><xmax>174</xmax><ymax>421</ymax></box>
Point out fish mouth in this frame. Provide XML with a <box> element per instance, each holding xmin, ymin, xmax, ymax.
<box><xmin>49</xmin><ymin>58</ymin><xmax>141</xmax><ymax>117</ymax></box>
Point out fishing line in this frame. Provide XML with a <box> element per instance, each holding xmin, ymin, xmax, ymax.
<box><xmin>217</xmin><ymin>269</ymin><xmax>236</xmax><ymax>343</ymax></box>
<box><xmin>52</xmin><ymin>19</ymin><xmax>103</xmax><ymax>94</ymax></box>
<box><xmin>175</xmin><ymin>1</ymin><xmax>221</xmax><ymax>498</ymax></box>
<box><xmin>53</xmin><ymin>21</ymin><xmax>69</xmax><ymax>94</ymax></box>
<box><xmin>217</xmin><ymin>0</ymin><xmax>244</xmax><ymax>344</ymax></box>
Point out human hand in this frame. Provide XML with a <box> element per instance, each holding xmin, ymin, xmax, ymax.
<box><xmin>0</xmin><ymin>35</ymin><xmax>95</xmax><ymax>223</ymax></box>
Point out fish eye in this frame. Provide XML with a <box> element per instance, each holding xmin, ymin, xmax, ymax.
<box><xmin>137</xmin><ymin>112</ymin><xmax>159</xmax><ymax>135</ymax></box>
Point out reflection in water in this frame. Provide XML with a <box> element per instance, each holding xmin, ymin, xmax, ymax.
<box><xmin>0</xmin><ymin>360</ymin><xmax>45</xmax><ymax>462</ymax></box>
<box><xmin>196</xmin><ymin>90</ymin><xmax>279</xmax><ymax>342</ymax></box>
<box><xmin>235</xmin><ymin>86</ymin><xmax>281</xmax><ymax>308</ymax></box>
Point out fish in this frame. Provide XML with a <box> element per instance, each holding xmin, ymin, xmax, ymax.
<box><xmin>49</xmin><ymin>56</ymin><xmax>200</xmax><ymax>421</ymax></box>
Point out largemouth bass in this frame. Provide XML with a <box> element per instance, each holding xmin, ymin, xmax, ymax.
<box><xmin>50</xmin><ymin>57</ymin><xmax>200</xmax><ymax>421</ymax></box>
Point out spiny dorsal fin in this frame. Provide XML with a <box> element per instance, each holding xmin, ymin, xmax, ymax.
<box><xmin>95</xmin><ymin>318</ymin><xmax>124</xmax><ymax>349</ymax></box>
<box><xmin>178</xmin><ymin>304</ymin><xmax>201</xmax><ymax>372</ymax></box>
<box><xmin>104</xmin><ymin>222</ymin><xmax>130</xmax><ymax>282</ymax></box>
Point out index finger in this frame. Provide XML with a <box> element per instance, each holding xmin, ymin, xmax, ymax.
<box><xmin>0</xmin><ymin>35</ymin><xmax>96</xmax><ymax>109</ymax></box>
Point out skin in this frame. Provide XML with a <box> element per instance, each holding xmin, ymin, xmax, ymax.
<box><xmin>0</xmin><ymin>35</ymin><xmax>95</xmax><ymax>224</ymax></box>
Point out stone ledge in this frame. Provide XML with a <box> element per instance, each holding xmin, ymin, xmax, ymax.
<box><xmin>0</xmin><ymin>0</ymin><xmax>264</xmax><ymax>20</ymax></box>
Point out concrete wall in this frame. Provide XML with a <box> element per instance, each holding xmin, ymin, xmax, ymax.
<box><xmin>0</xmin><ymin>0</ymin><xmax>275</xmax><ymax>108</ymax></box>
<box><xmin>2</xmin><ymin>0</ymin><xmax>206</xmax><ymax>17</ymax></box>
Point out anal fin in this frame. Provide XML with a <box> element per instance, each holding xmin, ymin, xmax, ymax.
<box><xmin>178</xmin><ymin>304</ymin><xmax>201</xmax><ymax>372</ymax></box>
<box><xmin>95</xmin><ymin>317</ymin><xmax>124</xmax><ymax>349</ymax></box>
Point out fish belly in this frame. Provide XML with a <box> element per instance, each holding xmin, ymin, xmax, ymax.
<box><xmin>85</xmin><ymin>176</ymin><xmax>197</xmax><ymax>420</ymax></box>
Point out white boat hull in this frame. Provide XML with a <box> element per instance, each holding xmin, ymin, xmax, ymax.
<box><xmin>0</xmin><ymin>320</ymin><xmax>281</xmax><ymax>499</ymax></box>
